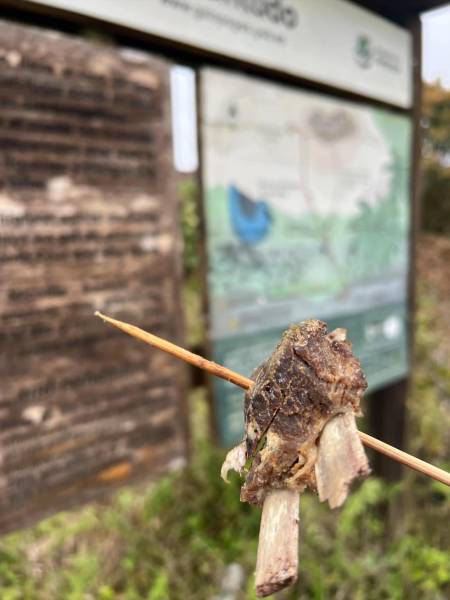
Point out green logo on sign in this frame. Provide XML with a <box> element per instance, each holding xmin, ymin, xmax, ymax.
<box><xmin>354</xmin><ymin>34</ymin><xmax>373</xmax><ymax>69</ymax></box>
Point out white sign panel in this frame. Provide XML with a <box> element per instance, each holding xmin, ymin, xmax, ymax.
<box><xmin>31</xmin><ymin>0</ymin><xmax>412</xmax><ymax>108</ymax></box>
<box><xmin>170</xmin><ymin>66</ymin><xmax>199</xmax><ymax>173</ymax></box>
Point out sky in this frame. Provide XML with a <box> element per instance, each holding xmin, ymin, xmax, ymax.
<box><xmin>422</xmin><ymin>3</ymin><xmax>450</xmax><ymax>88</ymax></box>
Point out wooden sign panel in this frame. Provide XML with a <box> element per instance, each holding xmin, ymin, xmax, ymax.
<box><xmin>0</xmin><ymin>21</ymin><xmax>186</xmax><ymax>533</ymax></box>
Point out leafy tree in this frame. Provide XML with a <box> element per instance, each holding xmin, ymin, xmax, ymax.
<box><xmin>421</xmin><ymin>81</ymin><xmax>450</xmax><ymax>234</ymax></box>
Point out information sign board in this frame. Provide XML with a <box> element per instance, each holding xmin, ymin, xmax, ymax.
<box><xmin>200</xmin><ymin>68</ymin><xmax>412</xmax><ymax>446</ymax></box>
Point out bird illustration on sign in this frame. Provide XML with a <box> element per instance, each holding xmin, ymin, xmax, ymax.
<box><xmin>228</xmin><ymin>185</ymin><xmax>272</xmax><ymax>245</ymax></box>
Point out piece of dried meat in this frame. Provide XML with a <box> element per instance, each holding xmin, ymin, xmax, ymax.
<box><xmin>224</xmin><ymin>320</ymin><xmax>368</xmax><ymax>506</ymax></box>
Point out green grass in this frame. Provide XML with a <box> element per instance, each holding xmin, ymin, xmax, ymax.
<box><xmin>0</xmin><ymin>290</ymin><xmax>449</xmax><ymax>600</ymax></box>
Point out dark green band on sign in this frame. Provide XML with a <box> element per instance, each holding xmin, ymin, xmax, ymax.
<box><xmin>212</xmin><ymin>303</ymin><xmax>408</xmax><ymax>448</ymax></box>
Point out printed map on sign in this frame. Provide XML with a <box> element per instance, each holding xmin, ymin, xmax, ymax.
<box><xmin>200</xmin><ymin>68</ymin><xmax>412</xmax><ymax>446</ymax></box>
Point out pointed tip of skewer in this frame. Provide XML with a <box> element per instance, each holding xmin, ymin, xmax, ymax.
<box><xmin>95</xmin><ymin>310</ymin><xmax>115</xmax><ymax>325</ymax></box>
<box><xmin>95</xmin><ymin>311</ymin><xmax>130</xmax><ymax>330</ymax></box>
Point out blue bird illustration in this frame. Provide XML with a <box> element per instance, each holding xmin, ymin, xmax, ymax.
<box><xmin>228</xmin><ymin>185</ymin><xmax>272</xmax><ymax>245</ymax></box>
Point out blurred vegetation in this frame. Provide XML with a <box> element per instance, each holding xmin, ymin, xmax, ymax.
<box><xmin>422</xmin><ymin>82</ymin><xmax>450</xmax><ymax>235</ymax></box>
<box><xmin>410</xmin><ymin>291</ymin><xmax>450</xmax><ymax>462</ymax></box>
<box><xmin>179</xmin><ymin>177</ymin><xmax>204</xmax><ymax>347</ymax></box>
<box><xmin>0</xmin><ymin>286</ymin><xmax>449</xmax><ymax>600</ymax></box>
<box><xmin>179</xmin><ymin>178</ymin><xmax>201</xmax><ymax>276</ymax></box>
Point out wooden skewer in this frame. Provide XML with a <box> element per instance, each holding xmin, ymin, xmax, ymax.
<box><xmin>95</xmin><ymin>311</ymin><xmax>450</xmax><ymax>487</ymax></box>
